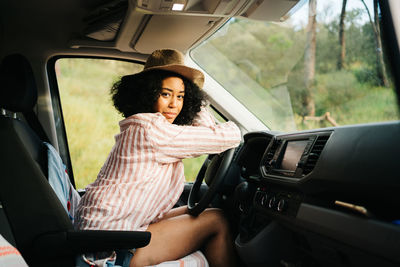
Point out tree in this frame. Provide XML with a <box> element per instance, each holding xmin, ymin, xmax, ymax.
<box><xmin>338</xmin><ymin>0</ymin><xmax>347</xmax><ymax>70</ymax></box>
<box><xmin>360</xmin><ymin>0</ymin><xmax>389</xmax><ymax>87</ymax></box>
<box><xmin>303</xmin><ymin>0</ymin><xmax>317</xmax><ymax>116</ymax></box>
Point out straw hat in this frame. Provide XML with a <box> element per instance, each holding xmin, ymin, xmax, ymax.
<box><xmin>142</xmin><ymin>49</ymin><xmax>204</xmax><ymax>88</ymax></box>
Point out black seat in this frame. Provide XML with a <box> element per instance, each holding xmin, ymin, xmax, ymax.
<box><xmin>0</xmin><ymin>54</ymin><xmax>150</xmax><ymax>267</ymax></box>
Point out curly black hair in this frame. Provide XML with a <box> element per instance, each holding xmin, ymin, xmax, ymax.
<box><xmin>111</xmin><ymin>69</ymin><xmax>206</xmax><ymax>125</ymax></box>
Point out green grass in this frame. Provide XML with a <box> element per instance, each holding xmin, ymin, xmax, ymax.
<box><xmin>296</xmin><ymin>86</ymin><xmax>399</xmax><ymax>129</ymax></box>
<box><xmin>183</xmin><ymin>155</ymin><xmax>208</xmax><ymax>181</ymax></box>
<box><xmin>331</xmin><ymin>87</ymin><xmax>399</xmax><ymax>125</ymax></box>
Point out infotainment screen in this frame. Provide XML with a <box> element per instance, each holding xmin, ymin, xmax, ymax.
<box><xmin>280</xmin><ymin>140</ymin><xmax>308</xmax><ymax>171</ymax></box>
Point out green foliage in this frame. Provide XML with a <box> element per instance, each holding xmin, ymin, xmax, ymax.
<box><xmin>208</xmin><ymin>20</ymin><xmax>305</xmax><ymax>89</ymax></box>
<box><xmin>316</xmin><ymin>24</ymin><xmax>340</xmax><ymax>73</ymax></box>
<box><xmin>314</xmin><ymin>71</ymin><xmax>362</xmax><ymax>112</ymax></box>
<box><xmin>352</xmin><ymin>67</ymin><xmax>380</xmax><ymax>85</ymax></box>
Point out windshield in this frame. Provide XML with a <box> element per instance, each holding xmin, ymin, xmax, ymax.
<box><xmin>191</xmin><ymin>0</ymin><xmax>399</xmax><ymax>131</ymax></box>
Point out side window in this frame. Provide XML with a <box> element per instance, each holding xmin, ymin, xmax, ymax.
<box><xmin>54</xmin><ymin>58</ymin><xmax>206</xmax><ymax>188</ymax></box>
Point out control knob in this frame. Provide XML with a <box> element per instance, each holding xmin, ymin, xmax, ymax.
<box><xmin>260</xmin><ymin>194</ymin><xmax>268</xmax><ymax>207</ymax></box>
<box><xmin>268</xmin><ymin>196</ymin><xmax>276</xmax><ymax>209</ymax></box>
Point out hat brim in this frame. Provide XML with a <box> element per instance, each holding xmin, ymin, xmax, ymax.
<box><xmin>143</xmin><ymin>64</ymin><xmax>204</xmax><ymax>88</ymax></box>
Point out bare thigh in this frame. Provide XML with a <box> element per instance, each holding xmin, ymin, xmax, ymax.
<box><xmin>159</xmin><ymin>205</ymin><xmax>188</xmax><ymax>220</ymax></box>
<box><xmin>129</xmin><ymin>208</ymin><xmax>227</xmax><ymax>267</ymax></box>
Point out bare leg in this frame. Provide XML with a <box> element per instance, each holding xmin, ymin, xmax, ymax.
<box><xmin>129</xmin><ymin>208</ymin><xmax>236</xmax><ymax>267</ymax></box>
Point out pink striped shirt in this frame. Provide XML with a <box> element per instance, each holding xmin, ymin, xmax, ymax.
<box><xmin>75</xmin><ymin>108</ymin><xmax>241</xmax><ymax>231</ymax></box>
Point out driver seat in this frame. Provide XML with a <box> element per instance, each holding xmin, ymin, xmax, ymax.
<box><xmin>0</xmin><ymin>53</ymin><xmax>151</xmax><ymax>266</ymax></box>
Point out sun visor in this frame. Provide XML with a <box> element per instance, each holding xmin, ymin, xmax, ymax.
<box><xmin>132</xmin><ymin>15</ymin><xmax>222</xmax><ymax>54</ymax></box>
<box><xmin>239</xmin><ymin>0</ymin><xmax>302</xmax><ymax>22</ymax></box>
<box><xmin>129</xmin><ymin>0</ymin><xmax>245</xmax><ymax>53</ymax></box>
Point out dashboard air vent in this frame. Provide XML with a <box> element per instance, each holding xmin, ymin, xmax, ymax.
<box><xmin>264</xmin><ymin>139</ymin><xmax>281</xmax><ymax>167</ymax></box>
<box><xmin>302</xmin><ymin>135</ymin><xmax>330</xmax><ymax>175</ymax></box>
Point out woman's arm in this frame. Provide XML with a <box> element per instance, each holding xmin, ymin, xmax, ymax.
<box><xmin>147</xmin><ymin>112</ymin><xmax>241</xmax><ymax>163</ymax></box>
<box><xmin>191</xmin><ymin>107</ymin><xmax>217</xmax><ymax>127</ymax></box>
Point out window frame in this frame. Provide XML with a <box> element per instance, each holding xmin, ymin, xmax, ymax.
<box><xmin>47</xmin><ymin>56</ymin><xmax>145</xmax><ymax>187</ymax></box>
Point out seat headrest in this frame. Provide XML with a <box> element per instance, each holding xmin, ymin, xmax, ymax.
<box><xmin>0</xmin><ymin>54</ymin><xmax>37</xmax><ymax>112</ymax></box>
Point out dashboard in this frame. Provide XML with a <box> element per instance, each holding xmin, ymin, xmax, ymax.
<box><xmin>233</xmin><ymin>121</ymin><xmax>400</xmax><ymax>266</ymax></box>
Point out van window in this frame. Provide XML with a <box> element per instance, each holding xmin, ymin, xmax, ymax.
<box><xmin>54</xmin><ymin>58</ymin><xmax>206</xmax><ymax>188</ymax></box>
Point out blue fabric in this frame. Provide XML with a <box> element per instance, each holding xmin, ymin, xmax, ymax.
<box><xmin>115</xmin><ymin>250</ymin><xmax>134</xmax><ymax>267</ymax></box>
<box><xmin>45</xmin><ymin>142</ymin><xmax>81</xmax><ymax>224</ymax></box>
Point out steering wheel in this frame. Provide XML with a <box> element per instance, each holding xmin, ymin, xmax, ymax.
<box><xmin>187</xmin><ymin>148</ymin><xmax>236</xmax><ymax>216</ymax></box>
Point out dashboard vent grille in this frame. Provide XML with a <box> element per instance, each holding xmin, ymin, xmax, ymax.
<box><xmin>302</xmin><ymin>135</ymin><xmax>330</xmax><ymax>175</ymax></box>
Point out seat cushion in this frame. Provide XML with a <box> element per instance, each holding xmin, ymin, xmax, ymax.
<box><xmin>0</xmin><ymin>234</ymin><xmax>29</xmax><ymax>267</ymax></box>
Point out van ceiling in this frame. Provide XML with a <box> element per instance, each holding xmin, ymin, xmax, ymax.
<box><xmin>0</xmin><ymin>0</ymin><xmax>300</xmax><ymax>57</ymax></box>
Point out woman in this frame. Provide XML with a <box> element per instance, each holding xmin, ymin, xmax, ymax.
<box><xmin>75</xmin><ymin>49</ymin><xmax>241</xmax><ymax>267</ymax></box>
